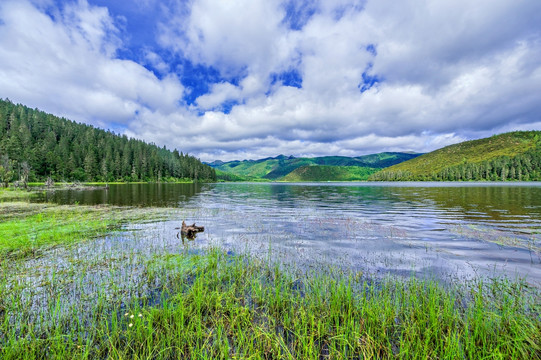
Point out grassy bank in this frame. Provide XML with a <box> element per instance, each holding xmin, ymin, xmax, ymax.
<box><xmin>0</xmin><ymin>201</ymin><xmax>176</xmax><ymax>259</ymax></box>
<box><xmin>0</xmin><ymin>202</ymin><xmax>539</xmax><ymax>359</ymax></box>
<box><xmin>1</xmin><ymin>249</ymin><xmax>539</xmax><ymax>359</ymax></box>
<box><xmin>0</xmin><ymin>188</ymin><xmax>41</xmax><ymax>200</ymax></box>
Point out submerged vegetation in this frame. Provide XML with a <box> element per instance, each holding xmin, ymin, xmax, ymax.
<box><xmin>0</xmin><ymin>200</ymin><xmax>176</xmax><ymax>258</ymax></box>
<box><xmin>0</xmin><ymin>200</ymin><xmax>540</xmax><ymax>359</ymax></box>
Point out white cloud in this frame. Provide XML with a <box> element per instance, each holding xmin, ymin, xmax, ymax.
<box><xmin>143</xmin><ymin>50</ymin><xmax>170</xmax><ymax>74</ymax></box>
<box><xmin>163</xmin><ymin>0</ymin><xmax>291</xmax><ymax>73</ymax></box>
<box><xmin>157</xmin><ymin>0</ymin><xmax>540</xmax><ymax>160</ymax></box>
<box><xmin>196</xmin><ymin>82</ymin><xmax>242</xmax><ymax>110</ymax></box>
<box><xmin>1</xmin><ymin>0</ymin><xmax>541</xmax><ymax>162</ymax></box>
<box><xmin>0</xmin><ymin>0</ymin><xmax>184</xmax><ymax>129</ymax></box>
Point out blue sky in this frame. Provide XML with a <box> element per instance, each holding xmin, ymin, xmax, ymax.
<box><xmin>1</xmin><ymin>0</ymin><xmax>541</xmax><ymax>161</ymax></box>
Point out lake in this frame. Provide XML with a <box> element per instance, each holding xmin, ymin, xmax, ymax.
<box><xmin>39</xmin><ymin>182</ymin><xmax>541</xmax><ymax>286</ymax></box>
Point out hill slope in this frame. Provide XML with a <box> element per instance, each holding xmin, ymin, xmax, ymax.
<box><xmin>281</xmin><ymin>165</ymin><xmax>379</xmax><ymax>182</ymax></box>
<box><xmin>369</xmin><ymin>131</ymin><xmax>541</xmax><ymax>181</ymax></box>
<box><xmin>209</xmin><ymin>152</ymin><xmax>421</xmax><ymax>181</ymax></box>
<box><xmin>0</xmin><ymin>99</ymin><xmax>215</xmax><ymax>183</ymax></box>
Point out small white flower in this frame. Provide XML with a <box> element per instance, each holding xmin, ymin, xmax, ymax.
<box><xmin>129</xmin><ymin>323</ymin><xmax>133</xmax><ymax>327</ymax></box>
<box><xmin>138</xmin><ymin>313</ymin><xmax>143</xmax><ymax>317</ymax></box>
<box><xmin>130</xmin><ymin>314</ymin><xmax>134</xmax><ymax>319</ymax></box>
<box><xmin>124</xmin><ymin>313</ymin><xmax>129</xmax><ymax>317</ymax></box>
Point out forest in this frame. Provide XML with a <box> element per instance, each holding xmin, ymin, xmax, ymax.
<box><xmin>370</xmin><ymin>150</ymin><xmax>541</xmax><ymax>181</ymax></box>
<box><xmin>0</xmin><ymin>99</ymin><xmax>216</xmax><ymax>185</ymax></box>
<box><xmin>369</xmin><ymin>131</ymin><xmax>541</xmax><ymax>182</ymax></box>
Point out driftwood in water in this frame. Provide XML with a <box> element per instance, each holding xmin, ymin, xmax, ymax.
<box><xmin>45</xmin><ymin>177</ymin><xmax>54</xmax><ymax>188</ymax></box>
<box><xmin>178</xmin><ymin>220</ymin><xmax>205</xmax><ymax>240</ymax></box>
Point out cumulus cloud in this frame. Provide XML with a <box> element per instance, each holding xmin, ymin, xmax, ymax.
<box><xmin>151</xmin><ymin>0</ymin><xmax>541</xmax><ymax>160</ymax></box>
<box><xmin>1</xmin><ymin>0</ymin><xmax>541</xmax><ymax>162</ymax></box>
<box><xmin>0</xmin><ymin>0</ymin><xmax>184</xmax><ymax>129</ymax></box>
<box><xmin>143</xmin><ymin>50</ymin><xmax>170</xmax><ymax>74</ymax></box>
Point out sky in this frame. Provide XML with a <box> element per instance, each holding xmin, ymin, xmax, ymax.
<box><xmin>1</xmin><ymin>0</ymin><xmax>541</xmax><ymax>162</ymax></box>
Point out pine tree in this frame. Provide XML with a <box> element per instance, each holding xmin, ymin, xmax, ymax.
<box><xmin>0</xmin><ymin>99</ymin><xmax>215</xmax><ymax>183</ymax></box>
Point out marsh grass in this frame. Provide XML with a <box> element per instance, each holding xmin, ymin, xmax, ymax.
<box><xmin>0</xmin><ymin>201</ymin><xmax>177</xmax><ymax>258</ymax></box>
<box><xmin>0</xmin><ymin>201</ymin><xmax>540</xmax><ymax>359</ymax></box>
<box><xmin>451</xmin><ymin>224</ymin><xmax>541</xmax><ymax>260</ymax></box>
<box><xmin>1</xmin><ymin>245</ymin><xmax>540</xmax><ymax>359</ymax></box>
<box><xmin>0</xmin><ymin>188</ymin><xmax>40</xmax><ymax>201</ymax></box>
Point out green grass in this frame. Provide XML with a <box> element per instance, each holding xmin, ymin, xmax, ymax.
<box><xmin>219</xmin><ymin>159</ymin><xmax>281</xmax><ymax>178</ymax></box>
<box><xmin>26</xmin><ymin>180</ymin><xmax>196</xmax><ymax>187</ymax></box>
<box><xmin>0</xmin><ymin>188</ymin><xmax>41</xmax><ymax>200</ymax></box>
<box><xmin>281</xmin><ymin>165</ymin><xmax>379</xmax><ymax>181</ymax></box>
<box><xmin>263</xmin><ymin>158</ymin><xmax>317</xmax><ymax>179</ymax></box>
<box><xmin>1</xmin><ymin>247</ymin><xmax>539</xmax><ymax>359</ymax></box>
<box><xmin>215</xmin><ymin>169</ymin><xmax>261</xmax><ymax>182</ymax></box>
<box><xmin>0</xmin><ymin>202</ymin><xmax>539</xmax><ymax>359</ymax></box>
<box><xmin>0</xmin><ymin>201</ymin><xmax>176</xmax><ymax>258</ymax></box>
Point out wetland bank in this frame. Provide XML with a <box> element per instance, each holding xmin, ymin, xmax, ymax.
<box><xmin>1</xmin><ymin>183</ymin><xmax>540</xmax><ymax>358</ymax></box>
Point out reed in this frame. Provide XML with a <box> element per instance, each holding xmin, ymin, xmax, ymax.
<box><xmin>2</xmin><ymin>250</ymin><xmax>540</xmax><ymax>358</ymax></box>
<box><xmin>0</xmin><ymin>201</ymin><xmax>539</xmax><ymax>359</ymax></box>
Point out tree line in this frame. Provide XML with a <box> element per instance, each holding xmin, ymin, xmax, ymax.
<box><xmin>370</xmin><ymin>150</ymin><xmax>541</xmax><ymax>181</ymax></box>
<box><xmin>0</xmin><ymin>99</ymin><xmax>216</xmax><ymax>186</ymax></box>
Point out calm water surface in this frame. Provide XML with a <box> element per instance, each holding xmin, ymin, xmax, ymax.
<box><xmin>41</xmin><ymin>182</ymin><xmax>541</xmax><ymax>284</ymax></box>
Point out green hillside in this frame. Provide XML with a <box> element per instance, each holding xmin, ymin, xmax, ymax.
<box><xmin>209</xmin><ymin>157</ymin><xmax>284</xmax><ymax>179</ymax></box>
<box><xmin>215</xmin><ymin>169</ymin><xmax>250</xmax><ymax>182</ymax></box>
<box><xmin>263</xmin><ymin>157</ymin><xmax>318</xmax><ymax>179</ymax></box>
<box><xmin>370</xmin><ymin>131</ymin><xmax>541</xmax><ymax>181</ymax></box>
<box><xmin>209</xmin><ymin>152</ymin><xmax>421</xmax><ymax>181</ymax></box>
<box><xmin>281</xmin><ymin>165</ymin><xmax>378</xmax><ymax>182</ymax></box>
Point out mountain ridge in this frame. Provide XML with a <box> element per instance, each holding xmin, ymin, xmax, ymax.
<box><xmin>207</xmin><ymin>152</ymin><xmax>423</xmax><ymax>181</ymax></box>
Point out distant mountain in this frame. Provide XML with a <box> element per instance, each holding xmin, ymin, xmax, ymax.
<box><xmin>208</xmin><ymin>152</ymin><xmax>422</xmax><ymax>181</ymax></box>
<box><xmin>281</xmin><ymin>165</ymin><xmax>379</xmax><ymax>182</ymax></box>
<box><xmin>369</xmin><ymin>131</ymin><xmax>541</xmax><ymax>181</ymax></box>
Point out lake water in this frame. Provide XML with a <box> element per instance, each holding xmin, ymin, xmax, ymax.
<box><xmin>39</xmin><ymin>182</ymin><xmax>541</xmax><ymax>286</ymax></box>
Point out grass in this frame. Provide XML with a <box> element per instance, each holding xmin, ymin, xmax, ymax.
<box><xmin>0</xmin><ymin>201</ymin><xmax>539</xmax><ymax>359</ymax></box>
<box><xmin>218</xmin><ymin>159</ymin><xmax>281</xmax><ymax>179</ymax></box>
<box><xmin>1</xmin><ymin>248</ymin><xmax>539</xmax><ymax>359</ymax></box>
<box><xmin>0</xmin><ymin>201</ymin><xmax>177</xmax><ymax>259</ymax></box>
<box><xmin>213</xmin><ymin>153</ymin><xmax>421</xmax><ymax>181</ymax></box>
<box><xmin>26</xmin><ymin>180</ymin><xmax>196</xmax><ymax>187</ymax></box>
<box><xmin>0</xmin><ymin>188</ymin><xmax>41</xmax><ymax>200</ymax></box>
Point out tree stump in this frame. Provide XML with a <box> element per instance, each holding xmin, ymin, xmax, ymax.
<box><xmin>45</xmin><ymin>177</ymin><xmax>54</xmax><ymax>188</ymax></box>
<box><xmin>179</xmin><ymin>220</ymin><xmax>205</xmax><ymax>240</ymax></box>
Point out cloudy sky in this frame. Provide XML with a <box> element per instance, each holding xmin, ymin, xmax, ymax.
<box><xmin>1</xmin><ymin>0</ymin><xmax>540</xmax><ymax>161</ymax></box>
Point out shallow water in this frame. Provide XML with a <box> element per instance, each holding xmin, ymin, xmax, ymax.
<box><xmin>39</xmin><ymin>182</ymin><xmax>541</xmax><ymax>285</ymax></box>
